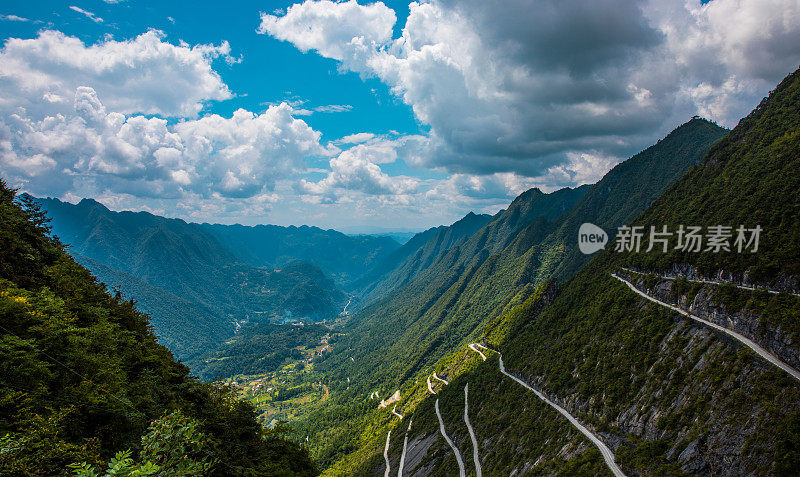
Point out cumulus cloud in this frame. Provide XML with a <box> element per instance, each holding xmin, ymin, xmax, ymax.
<box><xmin>258</xmin><ymin>0</ymin><xmax>395</xmax><ymax>69</ymax></box>
<box><xmin>260</xmin><ymin>0</ymin><xmax>800</xmax><ymax>181</ymax></box>
<box><xmin>0</xmin><ymin>30</ymin><xmax>341</xmax><ymax>202</ymax></box>
<box><xmin>336</xmin><ymin>132</ymin><xmax>375</xmax><ymax>144</ymax></box>
<box><xmin>174</xmin><ymin>104</ymin><xmax>334</xmax><ymax>197</ymax></box>
<box><xmin>0</xmin><ymin>84</ymin><xmax>333</xmax><ymax>198</ymax></box>
<box><xmin>300</xmin><ymin>136</ymin><xmax>420</xmax><ymax>199</ymax></box>
<box><xmin>427</xmin><ymin>173</ymin><xmax>542</xmax><ymax>202</ymax></box>
<box><xmin>0</xmin><ymin>30</ymin><xmax>233</xmax><ymax>118</ymax></box>
<box><xmin>649</xmin><ymin>0</ymin><xmax>800</xmax><ymax>123</ymax></box>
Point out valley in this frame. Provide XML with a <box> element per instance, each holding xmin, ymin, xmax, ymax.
<box><xmin>2</xmin><ymin>2</ymin><xmax>798</xmax><ymax>476</ymax></box>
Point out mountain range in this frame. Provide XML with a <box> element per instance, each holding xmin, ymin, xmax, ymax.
<box><xmin>302</xmin><ymin>68</ymin><xmax>800</xmax><ymax>476</ymax></box>
<box><xmin>5</xmin><ymin>65</ymin><xmax>800</xmax><ymax>477</ymax></box>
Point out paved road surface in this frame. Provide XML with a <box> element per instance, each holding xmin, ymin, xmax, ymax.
<box><xmin>383</xmin><ymin>430</ymin><xmax>392</xmax><ymax>477</ymax></box>
<box><xmin>397</xmin><ymin>420</ymin><xmax>412</xmax><ymax>476</ymax></box>
<box><xmin>470</xmin><ymin>343</ymin><xmax>626</xmax><ymax>477</ymax></box>
<box><xmin>463</xmin><ymin>384</ymin><xmax>482</xmax><ymax>477</ymax></box>
<box><xmin>497</xmin><ymin>355</ymin><xmax>627</xmax><ymax>477</ymax></box>
<box><xmin>613</xmin><ymin>273</ymin><xmax>800</xmax><ymax>382</ymax></box>
<box><xmin>620</xmin><ymin>267</ymin><xmax>800</xmax><ymax>297</ymax></box>
<box><xmin>435</xmin><ymin>398</ymin><xmax>466</xmax><ymax>477</ymax></box>
<box><xmin>468</xmin><ymin>343</ymin><xmax>487</xmax><ymax>361</ymax></box>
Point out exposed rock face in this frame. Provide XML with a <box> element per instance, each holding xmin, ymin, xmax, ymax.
<box><xmin>666</xmin><ymin>263</ymin><xmax>799</xmax><ymax>296</ymax></box>
<box><xmin>543</xmin><ymin>270</ymin><xmax>799</xmax><ymax>475</ymax></box>
<box><xmin>624</xmin><ymin>270</ymin><xmax>800</xmax><ymax>372</ymax></box>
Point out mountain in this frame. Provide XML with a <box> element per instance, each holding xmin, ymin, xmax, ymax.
<box><xmin>199</xmin><ymin>222</ymin><xmax>401</xmax><ymax>286</ymax></box>
<box><xmin>336</xmin><ymin>68</ymin><xmax>800</xmax><ymax>475</ymax></box>
<box><xmin>289</xmin><ymin>116</ymin><xmax>729</xmax><ymax>471</ymax></box>
<box><xmin>352</xmin><ymin>211</ymin><xmax>494</xmax><ymax>305</ymax></box>
<box><xmin>35</xmin><ymin>197</ymin><xmax>348</xmax><ymax>363</ymax></box>
<box><xmin>71</xmin><ymin>253</ymin><xmax>228</xmax><ymax>362</ymax></box>
<box><xmin>196</xmin><ymin>322</ymin><xmax>329</xmax><ymax>381</ymax></box>
<box><xmin>0</xmin><ymin>183</ymin><xmax>315</xmax><ymax>475</ymax></box>
<box><xmin>510</xmin><ymin>117</ymin><xmax>732</xmax><ymax>286</ymax></box>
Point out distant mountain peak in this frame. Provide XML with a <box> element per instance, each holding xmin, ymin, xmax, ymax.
<box><xmin>76</xmin><ymin>197</ymin><xmax>108</xmax><ymax>211</ymax></box>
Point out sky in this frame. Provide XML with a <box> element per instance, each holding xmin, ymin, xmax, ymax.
<box><xmin>0</xmin><ymin>0</ymin><xmax>799</xmax><ymax>232</ymax></box>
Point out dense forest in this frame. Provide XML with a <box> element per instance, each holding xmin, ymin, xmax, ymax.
<box><xmin>0</xmin><ymin>182</ymin><xmax>316</xmax><ymax>476</ymax></box>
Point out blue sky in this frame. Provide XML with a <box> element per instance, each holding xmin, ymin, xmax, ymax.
<box><xmin>0</xmin><ymin>0</ymin><xmax>424</xmax><ymax>175</ymax></box>
<box><xmin>1</xmin><ymin>1</ymin><xmax>798</xmax><ymax>231</ymax></box>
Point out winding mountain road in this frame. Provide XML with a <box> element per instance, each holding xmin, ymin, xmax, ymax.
<box><xmin>468</xmin><ymin>343</ymin><xmax>487</xmax><ymax>361</ymax></box>
<box><xmin>435</xmin><ymin>398</ymin><xmax>466</xmax><ymax>477</ymax></box>
<box><xmin>613</xmin><ymin>273</ymin><xmax>800</xmax><ymax>382</ymax></box>
<box><xmin>498</xmin><ymin>356</ymin><xmax>627</xmax><ymax>477</ymax></box>
<box><xmin>468</xmin><ymin>343</ymin><xmax>626</xmax><ymax>477</ymax></box>
<box><xmin>397</xmin><ymin>420</ymin><xmax>412</xmax><ymax>476</ymax></box>
<box><xmin>620</xmin><ymin>267</ymin><xmax>800</xmax><ymax>297</ymax></box>
<box><xmin>383</xmin><ymin>430</ymin><xmax>392</xmax><ymax>477</ymax></box>
<box><xmin>463</xmin><ymin>384</ymin><xmax>482</xmax><ymax>477</ymax></box>
<box><xmin>432</xmin><ymin>373</ymin><xmax>449</xmax><ymax>385</ymax></box>
<box><xmin>427</xmin><ymin>375</ymin><xmax>436</xmax><ymax>394</ymax></box>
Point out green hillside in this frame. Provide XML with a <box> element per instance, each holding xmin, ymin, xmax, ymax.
<box><xmin>200</xmin><ymin>223</ymin><xmax>401</xmax><ymax>287</ymax></box>
<box><xmin>281</xmin><ymin>116</ymin><xmax>727</xmax><ymax>471</ymax></box>
<box><xmin>35</xmin><ymin>197</ymin><xmax>348</xmax><ymax>363</ymax></box>
<box><xmin>352</xmin><ymin>211</ymin><xmax>494</xmax><ymax>306</ymax></box>
<box><xmin>0</xmin><ymin>183</ymin><xmax>316</xmax><ymax>476</ymax></box>
<box><xmin>400</xmin><ymin>67</ymin><xmax>800</xmax><ymax>476</ymax></box>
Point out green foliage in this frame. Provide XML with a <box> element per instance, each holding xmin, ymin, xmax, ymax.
<box><xmin>70</xmin><ymin>450</ymin><xmax>160</xmax><ymax>477</ymax></box>
<box><xmin>0</xmin><ymin>180</ymin><xmax>316</xmax><ymax>476</ymax></box>
<box><xmin>294</xmin><ymin>117</ymin><xmax>727</xmax><ymax>471</ymax></box>
<box><xmin>34</xmin><ymin>196</ymin><xmax>348</xmax><ymax>365</ymax></box>
<box><xmin>69</xmin><ymin>409</ymin><xmax>219</xmax><ymax>477</ymax></box>
<box><xmin>139</xmin><ymin>410</ymin><xmax>215</xmax><ymax>475</ymax></box>
<box><xmin>623</xmin><ymin>69</ymin><xmax>800</xmax><ymax>280</ymax></box>
<box><xmin>196</xmin><ymin>323</ymin><xmax>327</xmax><ymax>381</ymax></box>
<box><xmin>775</xmin><ymin>410</ymin><xmax>800</xmax><ymax>475</ymax></box>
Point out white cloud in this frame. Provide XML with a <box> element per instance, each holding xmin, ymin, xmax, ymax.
<box><xmin>258</xmin><ymin>0</ymin><xmax>395</xmax><ymax>70</ymax></box>
<box><xmin>69</xmin><ymin>6</ymin><xmax>103</xmax><ymax>23</ymax></box>
<box><xmin>336</xmin><ymin>132</ymin><xmax>374</xmax><ymax>144</ymax></box>
<box><xmin>427</xmin><ymin>172</ymin><xmax>548</xmax><ymax>203</ymax></box>
<box><xmin>0</xmin><ymin>85</ymin><xmax>334</xmax><ymax>199</ymax></box>
<box><xmin>0</xmin><ymin>30</ymin><xmax>233</xmax><ymax>118</ymax></box>
<box><xmin>300</xmin><ymin>137</ymin><xmax>419</xmax><ymax>199</ymax></box>
<box><xmin>0</xmin><ymin>14</ymin><xmax>29</xmax><ymax>22</ymax></box>
<box><xmin>314</xmin><ymin>104</ymin><xmax>353</xmax><ymax>113</ymax></box>
<box><xmin>174</xmin><ymin>104</ymin><xmax>334</xmax><ymax>197</ymax></box>
<box><xmin>648</xmin><ymin>0</ymin><xmax>800</xmax><ymax>124</ymax></box>
<box><xmin>260</xmin><ymin>0</ymin><xmax>800</xmax><ymax>182</ymax></box>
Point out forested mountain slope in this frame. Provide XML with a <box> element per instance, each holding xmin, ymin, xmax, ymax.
<box><xmin>200</xmin><ymin>222</ymin><xmax>400</xmax><ymax>286</ymax></box>
<box><xmin>375</xmin><ymin>67</ymin><xmax>800</xmax><ymax>476</ymax></box>
<box><xmin>293</xmin><ymin>116</ymin><xmax>729</xmax><ymax>472</ymax></box>
<box><xmin>526</xmin><ymin>117</ymin><xmax>731</xmax><ymax>284</ymax></box>
<box><xmin>35</xmin><ymin>197</ymin><xmax>347</xmax><ymax>362</ymax></box>
<box><xmin>0</xmin><ymin>183</ymin><xmax>316</xmax><ymax>476</ymax></box>
<box><xmin>353</xmin><ymin>211</ymin><xmax>494</xmax><ymax>306</ymax></box>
